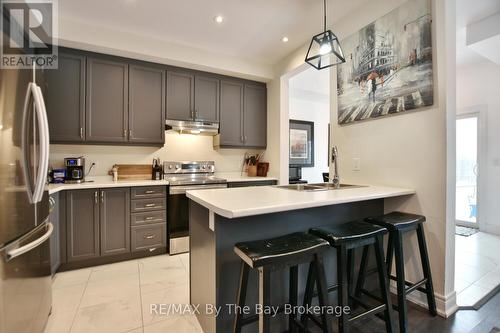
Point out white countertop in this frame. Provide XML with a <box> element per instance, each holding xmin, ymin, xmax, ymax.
<box><xmin>48</xmin><ymin>176</ymin><xmax>170</xmax><ymax>194</ymax></box>
<box><xmin>47</xmin><ymin>173</ymin><xmax>277</xmax><ymax>194</ymax></box>
<box><xmin>186</xmin><ymin>185</ymin><xmax>415</xmax><ymax>219</ymax></box>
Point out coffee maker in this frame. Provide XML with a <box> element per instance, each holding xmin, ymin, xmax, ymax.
<box><xmin>65</xmin><ymin>157</ymin><xmax>85</xmax><ymax>183</ymax></box>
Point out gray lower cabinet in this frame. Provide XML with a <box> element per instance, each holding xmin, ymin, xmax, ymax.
<box><xmin>131</xmin><ymin>223</ymin><xmax>166</xmax><ymax>252</ymax></box>
<box><xmin>86</xmin><ymin>56</ymin><xmax>129</xmax><ymax>143</ymax></box>
<box><xmin>44</xmin><ymin>51</ymin><xmax>86</xmax><ymax>143</ymax></box>
<box><xmin>217</xmin><ymin>80</ymin><xmax>267</xmax><ymax>148</ymax></box>
<box><xmin>166</xmin><ymin>70</ymin><xmax>195</xmax><ymax>121</ymax></box>
<box><xmin>194</xmin><ymin>75</ymin><xmax>219</xmax><ymax>122</ymax></box>
<box><xmin>49</xmin><ymin>193</ymin><xmax>60</xmax><ymax>275</ymax></box>
<box><xmin>66</xmin><ymin>190</ymin><xmax>100</xmax><ymax>262</ymax></box>
<box><xmin>129</xmin><ymin>64</ymin><xmax>165</xmax><ymax>144</ymax></box>
<box><xmin>218</xmin><ymin>80</ymin><xmax>244</xmax><ymax>146</ymax></box>
<box><xmin>100</xmin><ymin>188</ymin><xmax>130</xmax><ymax>256</ymax></box>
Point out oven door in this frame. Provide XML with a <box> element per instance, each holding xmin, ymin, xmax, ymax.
<box><xmin>167</xmin><ymin>183</ymin><xmax>227</xmax><ymax>254</ymax></box>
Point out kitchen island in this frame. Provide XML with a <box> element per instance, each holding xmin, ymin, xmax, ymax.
<box><xmin>186</xmin><ymin>184</ymin><xmax>415</xmax><ymax>333</ymax></box>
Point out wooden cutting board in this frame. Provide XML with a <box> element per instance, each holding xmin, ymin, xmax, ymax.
<box><xmin>113</xmin><ymin>164</ymin><xmax>152</xmax><ymax>180</ymax></box>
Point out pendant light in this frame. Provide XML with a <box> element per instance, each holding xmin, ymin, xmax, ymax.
<box><xmin>305</xmin><ymin>0</ymin><xmax>346</xmax><ymax>70</ymax></box>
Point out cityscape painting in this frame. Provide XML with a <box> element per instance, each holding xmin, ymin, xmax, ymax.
<box><xmin>336</xmin><ymin>0</ymin><xmax>433</xmax><ymax>125</ymax></box>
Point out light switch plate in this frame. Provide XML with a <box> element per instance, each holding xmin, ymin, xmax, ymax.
<box><xmin>353</xmin><ymin>158</ymin><xmax>361</xmax><ymax>171</ymax></box>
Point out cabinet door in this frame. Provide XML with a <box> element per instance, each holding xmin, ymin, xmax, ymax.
<box><xmin>219</xmin><ymin>80</ymin><xmax>244</xmax><ymax>147</ymax></box>
<box><xmin>44</xmin><ymin>52</ymin><xmax>85</xmax><ymax>142</ymax></box>
<box><xmin>243</xmin><ymin>83</ymin><xmax>267</xmax><ymax>148</ymax></box>
<box><xmin>166</xmin><ymin>70</ymin><xmax>194</xmax><ymax>121</ymax></box>
<box><xmin>66</xmin><ymin>190</ymin><xmax>100</xmax><ymax>262</ymax></box>
<box><xmin>49</xmin><ymin>194</ymin><xmax>60</xmax><ymax>275</ymax></box>
<box><xmin>100</xmin><ymin>188</ymin><xmax>130</xmax><ymax>256</ymax></box>
<box><xmin>194</xmin><ymin>75</ymin><xmax>219</xmax><ymax>122</ymax></box>
<box><xmin>129</xmin><ymin>64</ymin><xmax>165</xmax><ymax>144</ymax></box>
<box><xmin>86</xmin><ymin>57</ymin><xmax>129</xmax><ymax>143</ymax></box>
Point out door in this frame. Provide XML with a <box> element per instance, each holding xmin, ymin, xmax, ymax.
<box><xmin>44</xmin><ymin>51</ymin><xmax>86</xmax><ymax>142</ymax></box>
<box><xmin>129</xmin><ymin>64</ymin><xmax>165</xmax><ymax>144</ymax></box>
<box><xmin>219</xmin><ymin>80</ymin><xmax>244</xmax><ymax>146</ymax></box>
<box><xmin>100</xmin><ymin>188</ymin><xmax>131</xmax><ymax>256</ymax></box>
<box><xmin>194</xmin><ymin>75</ymin><xmax>219</xmax><ymax>122</ymax></box>
<box><xmin>66</xmin><ymin>190</ymin><xmax>100</xmax><ymax>262</ymax></box>
<box><xmin>86</xmin><ymin>57</ymin><xmax>129</xmax><ymax>143</ymax></box>
<box><xmin>243</xmin><ymin>83</ymin><xmax>267</xmax><ymax>148</ymax></box>
<box><xmin>456</xmin><ymin>113</ymin><xmax>480</xmax><ymax>227</ymax></box>
<box><xmin>166</xmin><ymin>70</ymin><xmax>195</xmax><ymax>121</ymax></box>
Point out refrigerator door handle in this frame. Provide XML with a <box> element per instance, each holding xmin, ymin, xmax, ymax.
<box><xmin>5</xmin><ymin>223</ymin><xmax>53</xmax><ymax>261</ymax></box>
<box><xmin>21</xmin><ymin>83</ymin><xmax>38</xmax><ymax>204</ymax></box>
<box><xmin>33</xmin><ymin>85</ymin><xmax>50</xmax><ymax>203</ymax></box>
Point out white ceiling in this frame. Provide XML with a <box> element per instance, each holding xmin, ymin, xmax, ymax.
<box><xmin>456</xmin><ymin>0</ymin><xmax>500</xmax><ymax>67</ymax></box>
<box><xmin>59</xmin><ymin>0</ymin><xmax>369</xmax><ymax>66</ymax></box>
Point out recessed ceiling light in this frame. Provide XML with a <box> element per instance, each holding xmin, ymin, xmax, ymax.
<box><xmin>282</xmin><ymin>36</ymin><xmax>289</xmax><ymax>43</ymax></box>
<box><xmin>214</xmin><ymin>15</ymin><xmax>224</xmax><ymax>24</ymax></box>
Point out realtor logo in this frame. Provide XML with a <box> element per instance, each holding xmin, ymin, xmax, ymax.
<box><xmin>1</xmin><ymin>0</ymin><xmax>58</xmax><ymax>68</ymax></box>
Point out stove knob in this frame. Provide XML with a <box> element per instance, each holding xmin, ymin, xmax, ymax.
<box><xmin>168</xmin><ymin>165</ymin><xmax>173</xmax><ymax>169</ymax></box>
<box><xmin>201</xmin><ymin>165</ymin><xmax>206</xmax><ymax>170</ymax></box>
<box><xmin>175</xmin><ymin>165</ymin><xmax>180</xmax><ymax>169</ymax></box>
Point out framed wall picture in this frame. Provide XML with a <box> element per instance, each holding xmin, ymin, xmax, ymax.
<box><xmin>289</xmin><ymin>120</ymin><xmax>314</xmax><ymax>167</ymax></box>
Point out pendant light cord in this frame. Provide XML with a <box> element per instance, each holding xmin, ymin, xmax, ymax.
<box><xmin>323</xmin><ymin>0</ymin><xmax>327</xmax><ymax>31</ymax></box>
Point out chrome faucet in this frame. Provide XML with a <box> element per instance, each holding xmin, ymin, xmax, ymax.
<box><xmin>331</xmin><ymin>146</ymin><xmax>340</xmax><ymax>188</ymax></box>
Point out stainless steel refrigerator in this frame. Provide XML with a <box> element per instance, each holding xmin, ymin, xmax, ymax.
<box><xmin>0</xmin><ymin>24</ymin><xmax>53</xmax><ymax>333</ymax></box>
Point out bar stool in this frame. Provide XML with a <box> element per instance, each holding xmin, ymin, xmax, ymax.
<box><xmin>306</xmin><ymin>221</ymin><xmax>395</xmax><ymax>333</ymax></box>
<box><xmin>360</xmin><ymin>212</ymin><xmax>437</xmax><ymax>333</ymax></box>
<box><xmin>233</xmin><ymin>232</ymin><xmax>332</xmax><ymax>333</ymax></box>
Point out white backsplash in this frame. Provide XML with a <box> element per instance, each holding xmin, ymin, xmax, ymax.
<box><xmin>49</xmin><ymin>131</ymin><xmax>264</xmax><ymax>176</ymax></box>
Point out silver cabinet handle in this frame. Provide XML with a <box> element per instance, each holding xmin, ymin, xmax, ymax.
<box><xmin>6</xmin><ymin>223</ymin><xmax>53</xmax><ymax>261</ymax></box>
<box><xmin>145</xmin><ymin>216</ymin><xmax>155</xmax><ymax>220</ymax></box>
<box><xmin>94</xmin><ymin>191</ymin><xmax>98</xmax><ymax>204</ymax></box>
<box><xmin>123</xmin><ymin>129</ymin><xmax>127</xmax><ymax>137</ymax></box>
<box><xmin>101</xmin><ymin>191</ymin><xmax>104</xmax><ymax>203</ymax></box>
<box><xmin>145</xmin><ymin>190</ymin><xmax>155</xmax><ymax>194</ymax></box>
<box><xmin>129</xmin><ymin>129</ymin><xmax>132</xmax><ymax>137</ymax></box>
<box><xmin>80</xmin><ymin>127</ymin><xmax>83</xmax><ymax>138</ymax></box>
<box><xmin>144</xmin><ymin>234</ymin><xmax>156</xmax><ymax>239</ymax></box>
<box><xmin>145</xmin><ymin>203</ymin><xmax>155</xmax><ymax>207</ymax></box>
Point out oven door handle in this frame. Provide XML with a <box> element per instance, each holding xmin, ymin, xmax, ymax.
<box><xmin>169</xmin><ymin>184</ymin><xmax>227</xmax><ymax>195</ymax></box>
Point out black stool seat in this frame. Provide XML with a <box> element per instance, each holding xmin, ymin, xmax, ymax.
<box><xmin>366</xmin><ymin>211</ymin><xmax>425</xmax><ymax>231</ymax></box>
<box><xmin>235</xmin><ymin>232</ymin><xmax>330</xmax><ymax>268</ymax></box>
<box><xmin>310</xmin><ymin>221</ymin><xmax>387</xmax><ymax>247</ymax></box>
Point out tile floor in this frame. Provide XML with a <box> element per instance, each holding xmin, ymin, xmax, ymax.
<box><xmin>44</xmin><ymin>253</ymin><xmax>203</xmax><ymax>333</ymax></box>
<box><xmin>455</xmin><ymin>231</ymin><xmax>500</xmax><ymax>307</ymax></box>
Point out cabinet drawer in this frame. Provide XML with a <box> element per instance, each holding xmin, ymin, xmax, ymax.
<box><xmin>131</xmin><ymin>198</ymin><xmax>166</xmax><ymax>212</ymax></box>
<box><xmin>131</xmin><ymin>223</ymin><xmax>166</xmax><ymax>252</ymax></box>
<box><xmin>131</xmin><ymin>211</ymin><xmax>166</xmax><ymax>226</ymax></box>
<box><xmin>131</xmin><ymin>186</ymin><xmax>166</xmax><ymax>199</ymax></box>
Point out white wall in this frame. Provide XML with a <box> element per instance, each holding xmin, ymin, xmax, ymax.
<box><xmin>289</xmin><ymin>86</ymin><xmax>330</xmax><ymax>183</ymax></box>
<box><xmin>267</xmin><ymin>0</ymin><xmax>456</xmax><ymax>316</ymax></box>
<box><xmin>49</xmin><ymin>132</ymin><xmax>262</xmax><ymax>176</ymax></box>
<box><xmin>457</xmin><ymin>60</ymin><xmax>500</xmax><ymax>235</ymax></box>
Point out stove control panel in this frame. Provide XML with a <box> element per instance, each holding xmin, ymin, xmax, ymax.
<box><xmin>163</xmin><ymin>161</ymin><xmax>215</xmax><ymax>174</ymax></box>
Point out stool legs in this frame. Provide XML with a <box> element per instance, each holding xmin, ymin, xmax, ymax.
<box><xmin>258</xmin><ymin>267</ymin><xmax>271</xmax><ymax>333</ymax></box>
<box><xmin>314</xmin><ymin>253</ymin><xmax>333</xmax><ymax>333</ymax></box>
<box><xmin>416</xmin><ymin>224</ymin><xmax>437</xmax><ymax>316</ymax></box>
<box><xmin>233</xmin><ymin>262</ymin><xmax>249</xmax><ymax>333</ymax></box>
<box><xmin>394</xmin><ymin>231</ymin><xmax>408</xmax><ymax>333</ymax></box>
<box><xmin>374</xmin><ymin>235</ymin><xmax>395</xmax><ymax>333</ymax></box>
<box><xmin>289</xmin><ymin>265</ymin><xmax>299</xmax><ymax>333</ymax></box>
<box><xmin>337</xmin><ymin>245</ymin><xmax>349</xmax><ymax>333</ymax></box>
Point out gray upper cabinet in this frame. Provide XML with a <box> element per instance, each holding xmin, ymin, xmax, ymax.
<box><xmin>243</xmin><ymin>83</ymin><xmax>267</xmax><ymax>148</ymax></box>
<box><xmin>86</xmin><ymin>57</ymin><xmax>129</xmax><ymax>143</ymax></box>
<box><xmin>218</xmin><ymin>80</ymin><xmax>267</xmax><ymax>148</ymax></box>
<box><xmin>194</xmin><ymin>75</ymin><xmax>219</xmax><ymax>122</ymax></box>
<box><xmin>129</xmin><ymin>64</ymin><xmax>165</xmax><ymax>144</ymax></box>
<box><xmin>66</xmin><ymin>190</ymin><xmax>100</xmax><ymax>262</ymax></box>
<box><xmin>166</xmin><ymin>70</ymin><xmax>194</xmax><ymax>121</ymax></box>
<box><xmin>44</xmin><ymin>51</ymin><xmax>85</xmax><ymax>142</ymax></box>
<box><xmin>219</xmin><ymin>80</ymin><xmax>244</xmax><ymax>146</ymax></box>
<box><xmin>100</xmin><ymin>188</ymin><xmax>130</xmax><ymax>256</ymax></box>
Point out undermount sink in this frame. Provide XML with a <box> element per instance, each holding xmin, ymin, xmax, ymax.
<box><xmin>276</xmin><ymin>183</ymin><xmax>366</xmax><ymax>192</ymax></box>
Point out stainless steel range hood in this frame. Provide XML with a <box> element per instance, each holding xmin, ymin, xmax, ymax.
<box><xmin>165</xmin><ymin>119</ymin><xmax>219</xmax><ymax>135</ymax></box>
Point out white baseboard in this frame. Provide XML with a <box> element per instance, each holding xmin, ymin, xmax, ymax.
<box><xmin>389</xmin><ymin>285</ymin><xmax>458</xmax><ymax>318</ymax></box>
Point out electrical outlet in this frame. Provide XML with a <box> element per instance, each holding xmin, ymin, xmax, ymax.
<box><xmin>353</xmin><ymin>158</ymin><xmax>361</xmax><ymax>171</ymax></box>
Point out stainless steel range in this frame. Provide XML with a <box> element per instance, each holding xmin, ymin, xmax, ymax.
<box><xmin>164</xmin><ymin>161</ymin><xmax>227</xmax><ymax>254</ymax></box>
